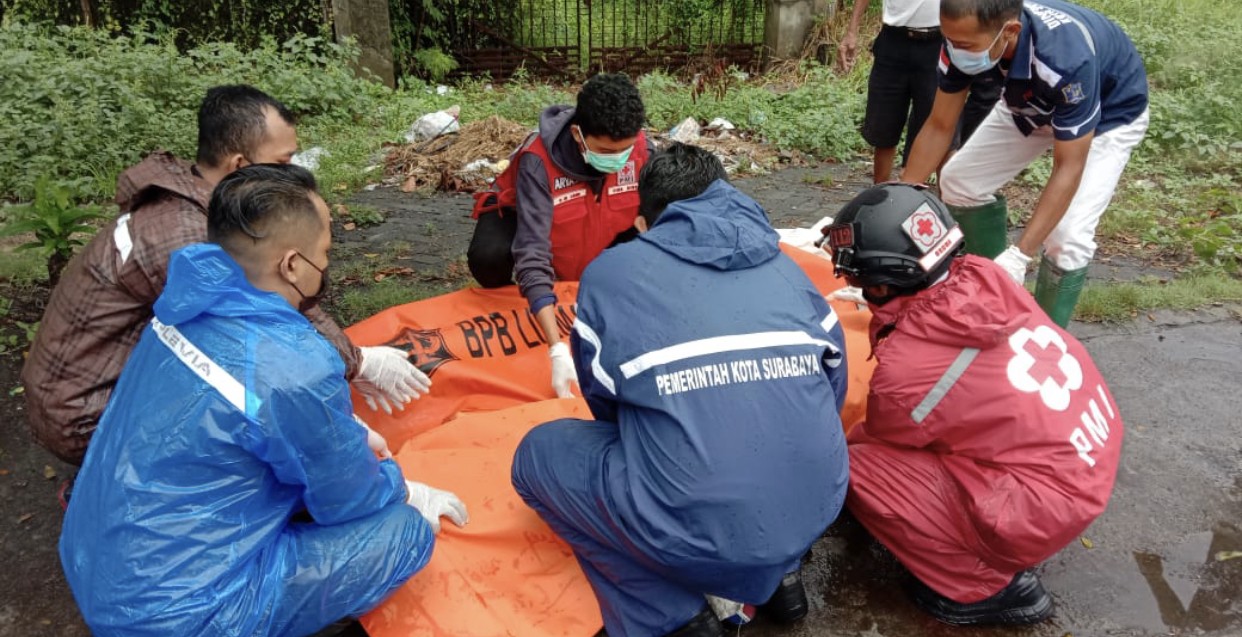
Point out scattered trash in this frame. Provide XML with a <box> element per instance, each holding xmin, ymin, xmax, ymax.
<box><xmin>1216</xmin><ymin>550</ymin><xmax>1242</xmax><ymax>562</ymax></box>
<box><xmin>342</xmin><ymin>222</ymin><xmax>357</xmax><ymax>232</ymax></box>
<box><xmin>436</xmin><ymin>85</ymin><xmax>450</xmax><ymax>96</ymax></box>
<box><xmin>363</xmin><ymin>184</ymin><xmax>379</xmax><ymax>191</ymax></box>
<box><xmin>291</xmin><ymin>146</ymin><xmax>328</xmax><ymax>171</ymax></box>
<box><xmin>42</xmin><ymin>465</ymin><xmax>56</xmax><ymax>480</ymax></box>
<box><xmin>404</xmin><ymin>105</ymin><xmax>462</xmax><ymax>143</ymax></box>
<box><xmin>669</xmin><ymin>117</ymin><xmax>701</xmax><ymax>143</ymax></box>
<box><xmin>373</xmin><ymin>267</ymin><xmax>415</xmax><ymax>282</ymax></box>
<box><xmin>387</xmin><ymin>116</ymin><xmax>530</xmax><ymax>193</ymax></box>
<box><xmin>707</xmin><ymin>117</ymin><xmax>736</xmax><ymax>131</ymax></box>
<box><xmin>1080</xmin><ymin>536</ymin><xmax>1095</xmax><ymax>549</ymax></box>
<box><xmin>18</xmin><ymin>512</ymin><xmax>33</xmax><ymax>524</ymax></box>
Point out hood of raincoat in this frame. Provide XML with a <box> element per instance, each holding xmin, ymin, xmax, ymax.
<box><xmin>637</xmin><ymin>179</ymin><xmax>779</xmax><ymax>271</ymax></box>
<box><xmin>870</xmin><ymin>255</ymin><xmax>1032</xmax><ymax>349</ymax></box>
<box><xmin>154</xmin><ymin>243</ymin><xmax>304</xmax><ymax>327</ymax></box>
<box><xmin>114</xmin><ymin>151</ymin><xmax>213</xmax><ymax>214</ymax></box>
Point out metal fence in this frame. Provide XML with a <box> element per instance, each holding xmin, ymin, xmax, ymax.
<box><xmin>439</xmin><ymin>0</ymin><xmax>766</xmax><ymax>80</ymax></box>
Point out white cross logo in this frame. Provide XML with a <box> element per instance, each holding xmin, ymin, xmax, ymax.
<box><xmin>1006</xmin><ymin>326</ymin><xmax>1083</xmax><ymax>411</ymax></box>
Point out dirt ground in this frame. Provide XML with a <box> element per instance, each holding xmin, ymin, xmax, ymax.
<box><xmin>1</xmin><ymin>164</ymin><xmax>1238</xmax><ymax>637</ymax></box>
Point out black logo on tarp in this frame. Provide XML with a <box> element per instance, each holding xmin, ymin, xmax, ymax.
<box><xmin>388</xmin><ymin>328</ymin><xmax>459</xmax><ymax>376</ymax></box>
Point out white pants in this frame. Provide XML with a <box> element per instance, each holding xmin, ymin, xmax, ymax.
<box><xmin>940</xmin><ymin>104</ymin><xmax>1150</xmax><ymax>270</ymax></box>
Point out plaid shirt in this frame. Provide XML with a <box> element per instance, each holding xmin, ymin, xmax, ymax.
<box><xmin>22</xmin><ymin>152</ymin><xmax>361</xmax><ymax>465</ymax></box>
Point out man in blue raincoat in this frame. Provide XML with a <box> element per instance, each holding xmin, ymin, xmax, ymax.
<box><xmin>60</xmin><ymin>164</ymin><xmax>468</xmax><ymax>637</ymax></box>
<box><xmin>511</xmin><ymin>143</ymin><xmax>850</xmax><ymax>637</ymax></box>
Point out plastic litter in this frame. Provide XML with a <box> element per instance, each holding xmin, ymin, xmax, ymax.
<box><xmin>405</xmin><ymin>106</ymin><xmax>461</xmax><ymax>143</ymax></box>
<box><xmin>291</xmin><ymin>146</ymin><xmax>329</xmax><ymax>171</ymax></box>
<box><xmin>669</xmin><ymin>117</ymin><xmax>701</xmax><ymax>143</ymax></box>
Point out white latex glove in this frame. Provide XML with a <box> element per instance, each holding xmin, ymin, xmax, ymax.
<box><xmin>549</xmin><ymin>342</ymin><xmax>578</xmax><ymax>399</ymax></box>
<box><xmin>354</xmin><ymin>346</ymin><xmax>432</xmax><ymax>414</ymax></box>
<box><xmin>405</xmin><ymin>480</ymin><xmax>468</xmax><ymax>534</ymax></box>
<box><xmin>827</xmin><ymin>286</ymin><xmax>868</xmax><ymax>306</ymax></box>
<box><xmin>995</xmin><ymin>245</ymin><xmax>1034</xmax><ymax>285</ymax></box>
<box><xmin>353</xmin><ymin>414</ymin><xmax>392</xmax><ymax>460</ymax></box>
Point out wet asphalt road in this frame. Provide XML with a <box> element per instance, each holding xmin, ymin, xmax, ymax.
<box><xmin>1</xmin><ymin>164</ymin><xmax>1239</xmax><ymax>636</ymax></box>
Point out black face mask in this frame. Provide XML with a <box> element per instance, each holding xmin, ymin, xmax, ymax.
<box><xmin>291</xmin><ymin>251</ymin><xmax>330</xmax><ymax>312</ymax></box>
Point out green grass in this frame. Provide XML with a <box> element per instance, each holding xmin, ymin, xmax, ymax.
<box><xmin>0</xmin><ymin>247</ymin><xmax>47</xmax><ymax>284</ymax></box>
<box><xmin>330</xmin><ymin>278</ymin><xmax>458</xmax><ymax>326</ymax></box>
<box><xmin>1076</xmin><ymin>276</ymin><xmax>1242</xmax><ymax>322</ymax></box>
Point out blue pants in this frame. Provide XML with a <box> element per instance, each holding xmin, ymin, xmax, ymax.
<box><xmin>512</xmin><ymin>419</ymin><xmax>796</xmax><ymax>637</ymax></box>
<box><xmin>249</xmin><ymin>503</ymin><xmax>433</xmax><ymax>637</ymax></box>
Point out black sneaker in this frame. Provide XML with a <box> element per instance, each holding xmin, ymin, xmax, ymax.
<box><xmin>910</xmin><ymin>570</ymin><xmax>1054</xmax><ymax>626</ymax></box>
<box><xmin>759</xmin><ymin>570</ymin><xmax>809</xmax><ymax>624</ymax></box>
<box><xmin>665</xmin><ymin>606</ymin><xmax>725</xmax><ymax>637</ymax></box>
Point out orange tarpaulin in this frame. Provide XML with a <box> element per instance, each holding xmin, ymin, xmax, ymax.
<box><xmin>348</xmin><ymin>244</ymin><xmax>875</xmax><ymax>637</ymax></box>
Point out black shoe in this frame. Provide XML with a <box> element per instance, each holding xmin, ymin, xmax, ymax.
<box><xmin>666</xmin><ymin>606</ymin><xmax>725</xmax><ymax>637</ymax></box>
<box><xmin>759</xmin><ymin>570</ymin><xmax>809</xmax><ymax>624</ymax></box>
<box><xmin>910</xmin><ymin>570</ymin><xmax>1054</xmax><ymax>626</ymax></box>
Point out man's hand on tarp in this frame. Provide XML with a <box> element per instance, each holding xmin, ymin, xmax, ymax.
<box><xmin>405</xmin><ymin>480</ymin><xmax>469</xmax><ymax>534</ymax></box>
<box><xmin>353</xmin><ymin>414</ymin><xmax>393</xmax><ymax>460</ymax></box>
<box><xmin>355</xmin><ymin>346</ymin><xmax>433</xmax><ymax>414</ymax></box>
<box><xmin>549</xmin><ymin>342</ymin><xmax>578</xmax><ymax>399</ymax></box>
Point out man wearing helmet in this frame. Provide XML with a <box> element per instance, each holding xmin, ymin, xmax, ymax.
<box><xmin>822</xmin><ymin>183</ymin><xmax>1125</xmax><ymax>626</ymax></box>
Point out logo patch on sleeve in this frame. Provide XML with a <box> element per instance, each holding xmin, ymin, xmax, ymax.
<box><xmin>1061</xmin><ymin>82</ymin><xmax>1086</xmax><ymax>104</ymax></box>
<box><xmin>901</xmin><ymin>203</ymin><xmax>948</xmax><ymax>254</ymax></box>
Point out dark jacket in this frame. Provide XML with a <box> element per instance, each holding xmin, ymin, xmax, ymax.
<box><xmin>570</xmin><ymin>180</ymin><xmax>850</xmax><ymax>600</ymax></box>
<box><xmin>22</xmin><ymin>152</ymin><xmax>360</xmax><ymax>464</ymax></box>
<box><xmin>512</xmin><ymin>106</ymin><xmax>656</xmax><ymax>313</ymax></box>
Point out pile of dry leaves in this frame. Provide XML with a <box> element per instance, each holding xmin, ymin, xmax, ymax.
<box><xmin>384</xmin><ymin>116</ymin><xmax>532</xmax><ymax>193</ymax></box>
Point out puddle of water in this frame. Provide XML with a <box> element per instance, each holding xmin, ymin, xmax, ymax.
<box><xmin>1132</xmin><ymin>522</ymin><xmax>1242</xmax><ymax>633</ymax></box>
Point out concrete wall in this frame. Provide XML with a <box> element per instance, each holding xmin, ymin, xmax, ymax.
<box><xmin>331</xmin><ymin>0</ymin><xmax>395</xmax><ymax>88</ymax></box>
<box><xmin>765</xmin><ymin>0</ymin><xmax>834</xmax><ymax>61</ymax></box>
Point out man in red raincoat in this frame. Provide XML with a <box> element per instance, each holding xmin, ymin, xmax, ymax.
<box><xmin>821</xmin><ymin>183</ymin><xmax>1124</xmax><ymax>626</ymax></box>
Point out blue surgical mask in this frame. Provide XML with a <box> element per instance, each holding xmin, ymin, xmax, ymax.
<box><xmin>575</xmin><ymin>126</ymin><xmax>633</xmax><ymax>174</ymax></box>
<box><xmin>946</xmin><ymin>25</ymin><xmax>1007</xmax><ymax>75</ymax></box>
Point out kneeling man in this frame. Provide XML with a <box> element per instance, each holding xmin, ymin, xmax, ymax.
<box><xmin>60</xmin><ymin>165</ymin><xmax>467</xmax><ymax>637</ymax></box>
<box><xmin>512</xmin><ymin>143</ymin><xmax>850</xmax><ymax>637</ymax></box>
<box><xmin>823</xmin><ymin>183</ymin><xmax>1124</xmax><ymax>625</ymax></box>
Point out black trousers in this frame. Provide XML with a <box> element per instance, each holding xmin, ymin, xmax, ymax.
<box><xmin>467</xmin><ymin>208</ymin><xmax>518</xmax><ymax>289</ymax></box>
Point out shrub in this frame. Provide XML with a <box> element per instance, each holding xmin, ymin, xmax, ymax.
<box><xmin>0</xmin><ymin>22</ymin><xmax>386</xmax><ymax>202</ymax></box>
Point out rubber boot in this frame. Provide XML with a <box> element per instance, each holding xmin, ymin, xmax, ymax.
<box><xmin>759</xmin><ymin>570</ymin><xmax>809</xmax><ymax>624</ymax></box>
<box><xmin>1034</xmin><ymin>256</ymin><xmax>1088</xmax><ymax>328</ymax></box>
<box><xmin>947</xmin><ymin>194</ymin><xmax>1009</xmax><ymax>259</ymax></box>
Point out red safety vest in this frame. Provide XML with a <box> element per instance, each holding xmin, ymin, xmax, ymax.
<box><xmin>473</xmin><ymin>131</ymin><xmax>650</xmax><ymax>281</ymax></box>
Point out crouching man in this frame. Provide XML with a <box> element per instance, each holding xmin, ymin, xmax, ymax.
<box><xmin>60</xmin><ymin>165</ymin><xmax>467</xmax><ymax>637</ymax></box>
<box><xmin>822</xmin><ymin>183</ymin><xmax>1124</xmax><ymax>625</ymax></box>
<box><xmin>512</xmin><ymin>143</ymin><xmax>850</xmax><ymax>637</ymax></box>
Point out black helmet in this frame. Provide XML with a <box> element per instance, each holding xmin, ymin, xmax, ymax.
<box><xmin>823</xmin><ymin>183</ymin><xmax>963</xmax><ymax>290</ymax></box>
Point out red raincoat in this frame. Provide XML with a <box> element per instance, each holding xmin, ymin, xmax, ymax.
<box><xmin>847</xmin><ymin>255</ymin><xmax>1124</xmax><ymax>602</ymax></box>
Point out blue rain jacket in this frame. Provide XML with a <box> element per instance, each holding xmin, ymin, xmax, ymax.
<box><xmin>570</xmin><ymin>180</ymin><xmax>851</xmax><ymax>598</ymax></box>
<box><xmin>60</xmin><ymin>243</ymin><xmax>432</xmax><ymax>637</ymax></box>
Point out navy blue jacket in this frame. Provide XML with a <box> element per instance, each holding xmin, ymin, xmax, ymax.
<box><xmin>940</xmin><ymin>0</ymin><xmax>1148</xmax><ymax>140</ymax></box>
<box><xmin>570</xmin><ymin>180</ymin><xmax>849</xmax><ymax>592</ymax></box>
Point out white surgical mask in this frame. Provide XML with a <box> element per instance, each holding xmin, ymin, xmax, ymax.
<box><xmin>946</xmin><ymin>25</ymin><xmax>1008</xmax><ymax>75</ymax></box>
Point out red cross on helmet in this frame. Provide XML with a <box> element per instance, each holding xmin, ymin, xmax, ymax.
<box><xmin>822</xmin><ymin>183</ymin><xmax>964</xmax><ymax>290</ymax></box>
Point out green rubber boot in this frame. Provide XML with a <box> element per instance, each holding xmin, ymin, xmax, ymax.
<box><xmin>947</xmin><ymin>195</ymin><xmax>1009</xmax><ymax>259</ymax></box>
<box><xmin>1034</xmin><ymin>256</ymin><xmax>1088</xmax><ymax>328</ymax></box>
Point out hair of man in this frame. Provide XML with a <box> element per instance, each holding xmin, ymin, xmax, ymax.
<box><xmin>637</xmin><ymin>142</ymin><xmax>729</xmax><ymax>225</ymax></box>
<box><xmin>196</xmin><ymin>85</ymin><xmax>297</xmax><ymax>168</ymax></box>
<box><xmin>574</xmin><ymin>73</ymin><xmax>646</xmax><ymax>140</ymax></box>
<box><xmin>206</xmin><ymin>163</ymin><xmax>323</xmax><ymax>260</ymax></box>
<box><xmin>941</xmin><ymin>0</ymin><xmax>1023</xmax><ymax>30</ymax></box>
